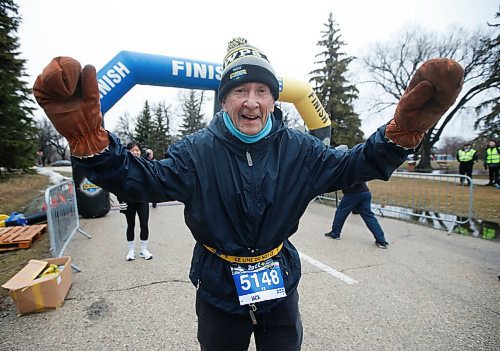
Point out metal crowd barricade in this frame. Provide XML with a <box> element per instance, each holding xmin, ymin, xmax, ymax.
<box><xmin>316</xmin><ymin>172</ymin><xmax>474</xmax><ymax>234</ymax></box>
<box><xmin>45</xmin><ymin>179</ymin><xmax>91</xmax><ymax>271</ymax></box>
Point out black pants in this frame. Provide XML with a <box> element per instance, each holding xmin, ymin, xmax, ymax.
<box><xmin>458</xmin><ymin>162</ymin><xmax>473</xmax><ymax>185</ymax></box>
<box><xmin>487</xmin><ymin>165</ymin><xmax>499</xmax><ymax>185</ymax></box>
<box><xmin>196</xmin><ymin>290</ymin><xmax>303</xmax><ymax>351</ymax></box>
<box><xmin>123</xmin><ymin>202</ymin><xmax>149</xmax><ymax>241</ymax></box>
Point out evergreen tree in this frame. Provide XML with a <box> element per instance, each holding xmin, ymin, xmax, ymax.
<box><xmin>179</xmin><ymin>90</ymin><xmax>207</xmax><ymax>137</ymax></box>
<box><xmin>134</xmin><ymin>100</ymin><xmax>153</xmax><ymax>150</ymax></box>
<box><xmin>149</xmin><ymin>101</ymin><xmax>174</xmax><ymax>158</ymax></box>
<box><xmin>474</xmin><ymin>10</ymin><xmax>499</xmax><ymax>141</ymax></box>
<box><xmin>0</xmin><ymin>0</ymin><xmax>38</xmax><ymax>173</ymax></box>
<box><xmin>309</xmin><ymin>12</ymin><xmax>364</xmax><ymax>147</ymax></box>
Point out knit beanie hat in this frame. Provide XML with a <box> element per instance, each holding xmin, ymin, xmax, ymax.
<box><xmin>218</xmin><ymin>37</ymin><xmax>279</xmax><ymax>103</ymax></box>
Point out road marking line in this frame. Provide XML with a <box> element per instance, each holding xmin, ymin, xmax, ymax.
<box><xmin>299</xmin><ymin>251</ymin><xmax>358</xmax><ymax>285</ymax></box>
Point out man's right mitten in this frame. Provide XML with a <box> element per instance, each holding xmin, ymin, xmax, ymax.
<box><xmin>33</xmin><ymin>57</ymin><xmax>109</xmax><ymax>157</ymax></box>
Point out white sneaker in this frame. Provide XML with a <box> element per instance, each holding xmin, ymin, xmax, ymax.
<box><xmin>126</xmin><ymin>249</ymin><xmax>135</xmax><ymax>261</ymax></box>
<box><xmin>140</xmin><ymin>248</ymin><xmax>153</xmax><ymax>260</ymax></box>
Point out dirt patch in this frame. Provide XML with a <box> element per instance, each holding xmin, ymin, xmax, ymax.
<box><xmin>86</xmin><ymin>298</ymin><xmax>115</xmax><ymax>320</ymax></box>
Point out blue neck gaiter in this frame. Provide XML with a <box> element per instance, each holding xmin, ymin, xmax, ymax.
<box><xmin>223</xmin><ymin>112</ymin><xmax>272</xmax><ymax>144</ymax></box>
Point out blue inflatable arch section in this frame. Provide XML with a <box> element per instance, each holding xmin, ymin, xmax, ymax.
<box><xmin>97</xmin><ymin>51</ymin><xmax>331</xmax><ymax>143</ymax></box>
<box><xmin>97</xmin><ymin>51</ymin><xmax>221</xmax><ymax>113</ymax></box>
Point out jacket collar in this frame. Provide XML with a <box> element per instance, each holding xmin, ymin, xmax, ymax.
<box><xmin>208</xmin><ymin>107</ymin><xmax>287</xmax><ymax>150</ymax></box>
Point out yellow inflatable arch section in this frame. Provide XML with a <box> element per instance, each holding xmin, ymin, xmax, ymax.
<box><xmin>279</xmin><ymin>77</ymin><xmax>331</xmax><ymax>144</ymax></box>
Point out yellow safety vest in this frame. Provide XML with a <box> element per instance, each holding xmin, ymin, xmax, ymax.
<box><xmin>458</xmin><ymin>149</ymin><xmax>476</xmax><ymax>162</ymax></box>
<box><xmin>486</xmin><ymin>148</ymin><xmax>499</xmax><ymax>165</ymax></box>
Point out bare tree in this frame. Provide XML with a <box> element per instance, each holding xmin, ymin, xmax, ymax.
<box><xmin>360</xmin><ymin>24</ymin><xmax>498</xmax><ymax>169</ymax></box>
<box><xmin>36</xmin><ymin>117</ymin><xmax>68</xmax><ymax>163</ymax></box>
<box><xmin>113</xmin><ymin>112</ymin><xmax>136</xmax><ymax>145</ymax></box>
<box><xmin>279</xmin><ymin>103</ymin><xmax>303</xmax><ymax>129</ymax></box>
<box><xmin>436</xmin><ymin>136</ymin><xmax>467</xmax><ymax>155</ymax></box>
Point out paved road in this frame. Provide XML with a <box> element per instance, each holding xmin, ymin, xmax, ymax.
<box><xmin>1</xmin><ymin>202</ymin><xmax>499</xmax><ymax>350</ymax></box>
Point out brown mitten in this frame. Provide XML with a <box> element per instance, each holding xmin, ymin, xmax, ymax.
<box><xmin>33</xmin><ymin>57</ymin><xmax>109</xmax><ymax>157</ymax></box>
<box><xmin>385</xmin><ymin>58</ymin><xmax>464</xmax><ymax>148</ymax></box>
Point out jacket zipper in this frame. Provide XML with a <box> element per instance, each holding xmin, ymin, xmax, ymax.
<box><xmin>246</xmin><ymin>147</ymin><xmax>259</xmax><ymax>249</ymax></box>
<box><xmin>246</xmin><ymin>150</ymin><xmax>253</xmax><ymax>166</ymax></box>
<box><xmin>249</xmin><ymin>303</ymin><xmax>258</xmax><ymax>324</ymax></box>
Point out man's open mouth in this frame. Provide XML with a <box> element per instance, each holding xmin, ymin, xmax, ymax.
<box><xmin>241</xmin><ymin>115</ymin><xmax>260</xmax><ymax>120</ymax></box>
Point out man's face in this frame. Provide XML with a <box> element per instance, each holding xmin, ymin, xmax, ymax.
<box><xmin>489</xmin><ymin>141</ymin><xmax>496</xmax><ymax>147</ymax></box>
<box><xmin>222</xmin><ymin>82</ymin><xmax>274</xmax><ymax>135</ymax></box>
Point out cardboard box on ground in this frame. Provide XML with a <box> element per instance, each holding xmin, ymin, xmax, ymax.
<box><xmin>1</xmin><ymin>256</ymin><xmax>72</xmax><ymax>316</ymax></box>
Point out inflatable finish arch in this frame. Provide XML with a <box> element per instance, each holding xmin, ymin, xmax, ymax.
<box><xmin>97</xmin><ymin>50</ymin><xmax>331</xmax><ymax>143</ymax></box>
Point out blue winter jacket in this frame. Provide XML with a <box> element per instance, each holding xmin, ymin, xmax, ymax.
<box><xmin>73</xmin><ymin>109</ymin><xmax>409</xmax><ymax>314</ymax></box>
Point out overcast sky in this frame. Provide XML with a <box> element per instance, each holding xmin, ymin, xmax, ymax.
<box><xmin>17</xmin><ymin>0</ymin><xmax>498</xmax><ymax>142</ymax></box>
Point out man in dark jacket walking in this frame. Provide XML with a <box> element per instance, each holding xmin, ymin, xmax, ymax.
<box><xmin>33</xmin><ymin>37</ymin><xmax>463</xmax><ymax>350</ymax></box>
<box><xmin>325</xmin><ymin>182</ymin><xmax>389</xmax><ymax>248</ymax></box>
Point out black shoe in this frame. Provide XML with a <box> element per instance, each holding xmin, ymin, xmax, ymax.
<box><xmin>324</xmin><ymin>232</ymin><xmax>340</xmax><ymax>240</ymax></box>
<box><xmin>375</xmin><ymin>240</ymin><xmax>389</xmax><ymax>249</ymax></box>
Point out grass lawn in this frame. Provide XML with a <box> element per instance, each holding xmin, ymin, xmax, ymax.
<box><xmin>0</xmin><ymin>173</ymin><xmax>52</xmax><ymax>301</ymax></box>
<box><xmin>369</xmin><ymin>177</ymin><xmax>499</xmax><ymax>223</ymax></box>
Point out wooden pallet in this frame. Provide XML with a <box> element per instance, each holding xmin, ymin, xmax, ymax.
<box><xmin>0</xmin><ymin>224</ymin><xmax>47</xmax><ymax>251</ymax></box>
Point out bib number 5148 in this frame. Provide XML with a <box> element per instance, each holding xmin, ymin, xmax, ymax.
<box><xmin>239</xmin><ymin>270</ymin><xmax>281</xmax><ymax>290</ymax></box>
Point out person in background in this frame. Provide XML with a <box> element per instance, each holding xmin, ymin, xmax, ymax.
<box><xmin>324</xmin><ymin>180</ymin><xmax>389</xmax><ymax>248</ymax></box>
<box><xmin>483</xmin><ymin>140</ymin><xmax>499</xmax><ymax>187</ymax></box>
<box><xmin>33</xmin><ymin>37</ymin><xmax>463</xmax><ymax>350</ymax></box>
<box><xmin>145</xmin><ymin>148</ymin><xmax>158</xmax><ymax>208</ymax></box>
<box><xmin>456</xmin><ymin>142</ymin><xmax>478</xmax><ymax>186</ymax></box>
<box><xmin>118</xmin><ymin>142</ymin><xmax>153</xmax><ymax>261</ymax></box>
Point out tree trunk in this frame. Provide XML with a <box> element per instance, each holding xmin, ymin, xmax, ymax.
<box><xmin>417</xmin><ymin>138</ymin><xmax>433</xmax><ymax>170</ymax></box>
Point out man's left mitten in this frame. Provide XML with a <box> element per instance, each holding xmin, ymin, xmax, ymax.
<box><xmin>33</xmin><ymin>57</ymin><xmax>109</xmax><ymax>157</ymax></box>
<box><xmin>385</xmin><ymin>58</ymin><xmax>464</xmax><ymax>148</ymax></box>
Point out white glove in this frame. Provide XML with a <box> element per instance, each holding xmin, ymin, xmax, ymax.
<box><xmin>119</xmin><ymin>202</ymin><xmax>128</xmax><ymax>212</ymax></box>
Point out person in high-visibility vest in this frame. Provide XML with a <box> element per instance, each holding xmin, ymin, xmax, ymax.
<box><xmin>456</xmin><ymin>143</ymin><xmax>478</xmax><ymax>186</ymax></box>
<box><xmin>483</xmin><ymin>140</ymin><xmax>500</xmax><ymax>186</ymax></box>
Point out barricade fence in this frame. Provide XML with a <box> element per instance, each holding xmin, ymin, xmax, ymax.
<box><xmin>45</xmin><ymin>179</ymin><xmax>91</xmax><ymax>271</ymax></box>
<box><xmin>316</xmin><ymin>172</ymin><xmax>473</xmax><ymax>233</ymax></box>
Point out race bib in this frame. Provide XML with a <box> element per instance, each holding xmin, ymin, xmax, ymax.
<box><xmin>231</xmin><ymin>259</ymin><xmax>286</xmax><ymax>305</ymax></box>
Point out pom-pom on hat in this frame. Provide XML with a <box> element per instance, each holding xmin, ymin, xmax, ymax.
<box><xmin>217</xmin><ymin>37</ymin><xmax>279</xmax><ymax>103</ymax></box>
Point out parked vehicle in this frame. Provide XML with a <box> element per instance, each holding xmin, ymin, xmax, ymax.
<box><xmin>50</xmin><ymin>160</ymin><xmax>72</xmax><ymax>167</ymax></box>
